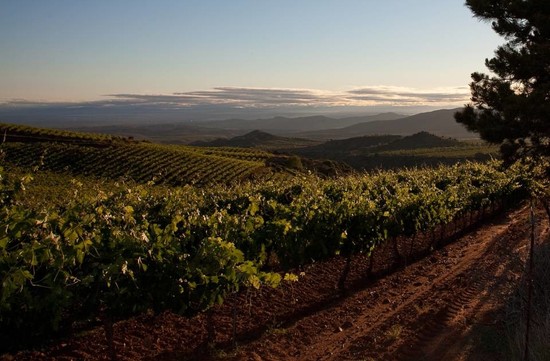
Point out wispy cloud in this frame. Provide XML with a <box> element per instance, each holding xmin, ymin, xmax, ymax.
<box><xmin>106</xmin><ymin>85</ymin><xmax>468</xmax><ymax>108</ymax></box>
<box><xmin>0</xmin><ymin>86</ymin><xmax>469</xmax><ymax>116</ymax></box>
<box><xmin>108</xmin><ymin>87</ymin><xmax>345</xmax><ymax>108</ymax></box>
<box><xmin>346</xmin><ymin>86</ymin><xmax>469</xmax><ymax>105</ymax></box>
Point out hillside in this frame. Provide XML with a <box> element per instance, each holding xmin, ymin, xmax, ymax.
<box><xmin>66</xmin><ymin>122</ymin><xmax>246</xmax><ymax>144</ymax></box>
<box><xmin>284</xmin><ymin>135</ymin><xmax>401</xmax><ymax>157</ymax></box>
<box><xmin>286</xmin><ymin>132</ymin><xmax>496</xmax><ymax>170</ymax></box>
<box><xmin>0</xmin><ymin>122</ymin><xmax>282</xmax><ymax>186</ymax></box>
<box><xmin>50</xmin><ymin>112</ymin><xmax>402</xmax><ymax>144</ymax></box>
<box><xmin>371</xmin><ymin>131</ymin><xmax>461</xmax><ymax>151</ymax></box>
<box><xmin>185</xmin><ymin>128</ymin><xmax>497</xmax><ymax>171</ymax></box>
<box><xmin>0</xmin><ymin>122</ymin><xmax>355</xmax><ymax>185</ymax></box>
<box><xmin>2</xmin><ymin>142</ymin><xmax>275</xmax><ymax>186</ymax></box>
<box><xmin>0</xmin><ymin>159</ymin><xmax>537</xmax><ymax>360</ymax></box>
<box><xmin>4</xmin><ymin>109</ymin><xmax>472</xmax><ymax>145</ymax></box>
<box><xmin>191</xmin><ymin>130</ymin><xmax>320</xmax><ymax>150</ymax></box>
<box><xmin>203</xmin><ymin>112</ymin><xmax>405</xmax><ymax>132</ymax></box>
<box><xmin>295</xmin><ymin>108</ymin><xmax>475</xmax><ymax>140</ymax></box>
<box><xmin>193</xmin><ymin>130</ymin><xmax>464</xmax><ymax>156</ymax></box>
<box><xmin>0</xmin><ymin>122</ymin><xmax>131</xmax><ymax>144</ymax></box>
<box><xmin>0</xmin><ymin>122</ymin><xmax>495</xmax><ymax>185</ymax></box>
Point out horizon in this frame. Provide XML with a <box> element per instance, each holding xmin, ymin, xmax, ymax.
<box><xmin>1</xmin><ymin>1</ymin><xmax>500</xmax><ymax>122</ymax></box>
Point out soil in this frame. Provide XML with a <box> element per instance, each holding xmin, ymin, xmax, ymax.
<box><xmin>2</xmin><ymin>204</ymin><xmax>548</xmax><ymax>361</ymax></box>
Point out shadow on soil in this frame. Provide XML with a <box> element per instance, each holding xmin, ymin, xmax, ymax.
<box><xmin>460</xmin><ymin>220</ymin><xmax>550</xmax><ymax>361</ymax></box>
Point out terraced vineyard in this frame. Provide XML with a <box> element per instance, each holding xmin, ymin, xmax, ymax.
<box><xmin>0</xmin><ymin>122</ymin><xmax>279</xmax><ymax>186</ymax></box>
<box><xmin>0</xmin><ymin>122</ymin><xmax>128</xmax><ymax>143</ymax></box>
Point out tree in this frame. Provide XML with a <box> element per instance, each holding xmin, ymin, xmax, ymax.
<box><xmin>455</xmin><ymin>0</ymin><xmax>550</xmax><ymax>163</ymax></box>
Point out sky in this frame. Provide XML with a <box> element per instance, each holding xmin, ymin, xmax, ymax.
<box><xmin>0</xmin><ymin>0</ymin><xmax>503</xmax><ymax>118</ymax></box>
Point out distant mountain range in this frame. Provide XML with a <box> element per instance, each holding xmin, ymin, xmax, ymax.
<box><xmin>7</xmin><ymin>107</ymin><xmax>474</xmax><ymax>144</ymax></box>
<box><xmin>198</xmin><ymin>108</ymin><xmax>474</xmax><ymax>140</ymax></box>
<box><xmin>203</xmin><ymin>112</ymin><xmax>406</xmax><ymax>132</ymax></box>
<box><xmin>294</xmin><ymin>108</ymin><xmax>474</xmax><ymax>139</ymax></box>
<box><xmin>61</xmin><ymin>112</ymin><xmax>409</xmax><ymax>143</ymax></box>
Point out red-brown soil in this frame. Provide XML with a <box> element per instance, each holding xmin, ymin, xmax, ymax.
<box><xmin>3</xmin><ymin>204</ymin><xmax>548</xmax><ymax>361</ymax></box>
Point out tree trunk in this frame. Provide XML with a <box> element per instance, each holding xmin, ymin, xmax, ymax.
<box><xmin>392</xmin><ymin>237</ymin><xmax>402</xmax><ymax>267</ymax></box>
<box><xmin>337</xmin><ymin>254</ymin><xmax>352</xmax><ymax>294</ymax></box>
<box><xmin>408</xmin><ymin>233</ymin><xmax>417</xmax><ymax>263</ymax></box>
<box><xmin>206</xmin><ymin>308</ymin><xmax>215</xmax><ymax>344</ymax></box>
<box><xmin>367</xmin><ymin>250</ymin><xmax>375</xmax><ymax>277</ymax></box>
<box><xmin>102</xmin><ymin>314</ymin><xmax>116</xmax><ymax>361</ymax></box>
<box><xmin>231</xmin><ymin>302</ymin><xmax>238</xmax><ymax>348</ymax></box>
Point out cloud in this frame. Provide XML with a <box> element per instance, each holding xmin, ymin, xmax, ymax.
<box><xmin>346</xmin><ymin>86</ymin><xmax>469</xmax><ymax>105</ymax></box>
<box><xmin>0</xmin><ymin>86</ymin><xmax>469</xmax><ymax>119</ymax></box>
<box><xmin>107</xmin><ymin>86</ymin><xmax>469</xmax><ymax>108</ymax></box>
<box><xmin>107</xmin><ymin>87</ymin><xmax>346</xmax><ymax>108</ymax></box>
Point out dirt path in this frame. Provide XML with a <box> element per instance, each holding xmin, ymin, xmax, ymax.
<box><xmin>229</xmin><ymin>205</ymin><xmax>548</xmax><ymax>361</ymax></box>
<box><xmin>4</xmin><ymin>205</ymin><xmax>548</xmax><ymax>361</ymax></box>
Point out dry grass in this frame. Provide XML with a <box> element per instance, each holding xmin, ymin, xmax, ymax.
<box><xmin>385</xmin><ymin>324</ymin><xmax>403</xmax><ymax>340</ymax></box>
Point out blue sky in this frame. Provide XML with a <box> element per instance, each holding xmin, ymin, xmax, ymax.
<box><xmin>0</xmin><ymin>0</ymin><xmax>502</xmax><ymax>112</ymax></box>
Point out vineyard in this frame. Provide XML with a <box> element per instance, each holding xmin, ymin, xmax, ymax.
<box><xmin>0</xmin><ymin>121</ymin><xmax>545</xmax><ymax>359</ymax></box>
<box><xmin>3</xmin><ymin>0</ymin><xmax>550</xmax><ymax>357</ymax></box>
<box><xmin>0</xmin><ymin>122</ymin><xmax>283</xmax><ymax>186</ymax></box>
<box><xmin>2</xmin><ymin>142</ymin><xmax>273</xmax><ymax>186</ymax></box>
<box><xmin>0</xmin><ymin>158</ymin><xmax>532</xmax><ymax>352</ymax></box>
<box><xmin>0</xmin><ymin>122</ymin><xmax>129</xmax><ymax>144</ymax></box>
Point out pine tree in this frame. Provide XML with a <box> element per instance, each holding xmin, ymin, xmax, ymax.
<box><xmin>455</xmin><ymin>0</ymin><xmax>550</xmax><ymax>163</ymax></box>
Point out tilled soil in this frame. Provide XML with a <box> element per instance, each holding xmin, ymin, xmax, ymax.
<box><xmin>3</xmin><ymin>205</ymin><xmax>548</xmax><ymax>361</ymax></box>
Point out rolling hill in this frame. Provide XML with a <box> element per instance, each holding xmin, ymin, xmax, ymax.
<box><xmin>66</xmin><ymin>122</ymin><xmax>246</xmax><ymax>144</ymax></box>
<box><xmin>203</xmin><ymin>112</ymin><xmax>406</xmax><ymax>132</ymax></box>
<box><xmin>0</xmin><ymin>122</ymin><xmax>283</xmax><ymax>186</ymax></box>
<box><xmin>185</xmin><ymin>127</ymin><xmax>497</xmax><ymax>171</ymax></box>
<box><xmin>11</xmin><ymin>109</ymin><xmax>472</xmax><ymax>145</ymax></box>
<box><xmin>191</xmin><ymin>130</ymin><xmax>320</xmax><ymax>150</ymax></box>
<box><xmin>294</xmin><ymin>108</ymin><xmax>475</xmax><ymax>140</ymax></box>
<box><xmin>282</xmin><ymin>135</ymin><xmax>402</xmax><ymax>157</ymax></box>
<box><xmin>371</xmin><ymin>131</ymin><xmax>461</xmax><ymax>151</ymax></box>
<box><xmin>0</xmin><ymin>121</ymin><xmax>494</xmax><ymax>184</ymax></box>
<box><xmin>57</xmin><ymin>112</ymin><xmax>404</xmax><ymax>144</ymax></box>
<box><xmin>285</xmin><ymin>131</ymin><xmax>496</xmax><ymax>170</ymax></box>
<box><xmin>0</xmin><ymin>122</ymin><xmax>130</xmax><ymax>144</ymax></box>
<box><xmin>0</xmin><ymin>122</ymin><xmax>355</xmax><ymax>185</ymax></box>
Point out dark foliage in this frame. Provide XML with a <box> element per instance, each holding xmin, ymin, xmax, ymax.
<box><xmin>455</xmin><ymin>0</ymin><xmax>550</xmax><ymax>163</ymax></box>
